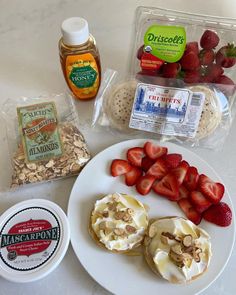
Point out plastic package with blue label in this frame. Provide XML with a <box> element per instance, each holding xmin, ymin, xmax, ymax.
<box><xmin>92</xmin><ymin>6</ymin><xmax>236</xmax><ymax>150</ymax></box>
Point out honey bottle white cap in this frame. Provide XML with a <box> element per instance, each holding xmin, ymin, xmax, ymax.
<box><xmin>61</xmin><ymin>17</ymin><xmax>90</xmax><ymax>46</ymax></box>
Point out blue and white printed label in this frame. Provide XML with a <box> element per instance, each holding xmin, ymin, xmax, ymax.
<box><xmin>129</xmin><ymin>83</ymin><xmax>205</xmax><ymax>138</ymax></box>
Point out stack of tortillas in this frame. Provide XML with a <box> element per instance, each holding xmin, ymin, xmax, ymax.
<box><xmin>188</xmin><ymin>85</ymin><xmax>222</xmax><ymax>139</ymax></box>
<box><xmin>103</xmin><ymin>81</ymin><xmax>137</xmax><ymax>131</ymax></box>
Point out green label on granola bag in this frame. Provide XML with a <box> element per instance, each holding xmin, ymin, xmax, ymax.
<box><xmin>144</xmin><ymin>25</ymin><xmax>186</xmax><ymax>63</ymax></box>
<box><xmin>17</xmin><ymin>102</ymin><xmax>63</xmax><ymax>162</ymax></box>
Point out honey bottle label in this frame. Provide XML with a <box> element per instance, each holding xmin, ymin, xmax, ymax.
<box><xmin>65</xmin><ymin>53</ymin><xmax>100</xmax><ymax>99</ymax></box>
<box><xmin>17</xmin><ymin>102</ymin><xmax>63</xmax><ymax>162</ymax></box>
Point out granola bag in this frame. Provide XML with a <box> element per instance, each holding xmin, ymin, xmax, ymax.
<box><xmin>0</xmin><ymin>93</ymin><xmax>91</xmax><ymax>191</ymax></box>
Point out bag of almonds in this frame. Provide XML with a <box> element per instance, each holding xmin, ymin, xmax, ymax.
<box><xmin>1</xmin><ymin>93</ymin><xmax>91</xmax><ymax>190</ymax></box>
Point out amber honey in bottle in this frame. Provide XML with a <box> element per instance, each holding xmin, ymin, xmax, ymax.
<box><xmin>59</xmin><ymin>17</ymin><xmax>101</xmax><ymax>100</ymax></box>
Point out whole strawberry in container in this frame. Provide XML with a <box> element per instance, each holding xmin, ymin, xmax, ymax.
<box><xmin>216</xmin><ymin>44</ymin><xmax>236</xmax><ymax>68</ymax></box>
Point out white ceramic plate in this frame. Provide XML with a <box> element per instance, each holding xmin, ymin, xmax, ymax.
<box><xmin>67</xmin><ymin>139</ymin><xmax>235</xmax><ymax>295</ymax></box>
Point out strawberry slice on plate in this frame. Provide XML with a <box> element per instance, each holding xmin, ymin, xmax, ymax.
<box><xmin>171</xmin><ymin>160</ymin><xmax>189</xmax><ymax>186</ymax></box>
<box><xmin>203</xmin><ymin>202</ymin><xmax>232</xmax><ymax>227</ymax></box>
<box><xmin>184</xmin><ymin>166</ymin><xmax>199</xmax><ymax>191</ymax></box>
<box><xmin>136</xmin><ymin>175</ymin><xmax>156</xmax><ymax>195</ymax></box>
<box><xmin>178</xmin><ymin>198</ymin><xmax>202</xmax><ymax>225</ymax></box>
<box><xmin>146</xmin><ymin>158</ymin><xmax>169</xmax><ymax>179</ymax></box>
<box><xmin>190</xmin><ymin>191</ymin><xmax>212</xmax><ymax>213</ymax></box>
<box><xmin>198</xmin><ymin>174</ymin><xmax>225</xmax><ymax>204</ymax></box>
<box><xmin>141</xmin><ymin>156</ymin><xmax>154</xmax><ymax>172</ymax></box>
<box><xmin>162</xmin><ymin>153</ymin><xmax>182</xmax><ymax>169</ymax></box>
<box><xmin>144</xmin><ymin>142</ymin><xmax>168</xmax><ymax>160</ymax></box>
<box><xmin>152</xmin><ymin>173</ymin><xmax>179</xmax><ymax>201</ymax></box>
<box><xmin>110</xmin><ymin>159</ymin><xmax>132</xmax><ymax>177</ymax></box>
<box><xmin>177</xmin><ymin>184</ymin><xmax>190</xmax><ymax>201</ymax></box>
<box><xmin>125</xmin><ymin>166</ymin><xmax>142</xmax><ymax>186</ymax></box>
<box><xmin>127</xmin><ymin>147</ymin><xmax>144</xmax><ymax>167</ymax></box>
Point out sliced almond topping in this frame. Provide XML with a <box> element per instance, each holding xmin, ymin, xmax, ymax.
<box><xmin>184</xmin><ymin>246</ymin><xmax>194</xmax><ymax>253</ymax></box>
<box><xmin>160</xmin><ymin>234</ymin><xmax>169</xmax><ymax>245</ymax></box>
<box><xmin>171</xmin><ymin>244</ymin><xmax>183</xmax><ymax>255</ymax></box>
<box><xmin>182</xmin><ymin>235</ymin><xmax>193</xmax><ymax>247</ymax></box>
<box><xmin>125</xmin><ymin>225</ymin><xmax>136</xmax><ymax>233</ymax></box>
<box><xmin>174</xmin><ymin>235</ymin><xmax>182</xmax><ymax>242</ymax></box>
<box><xmin>114</xmin><ymin>211</ymin><xmax>125</xmax><ymax>220</ymax></box>
<box><xmin>169</xmin><ymin>250</ymin><xmax>184</xmax><ymax>264</ymax></box>
<box><xmin>114</xmin><ymin>228</ymin><xmax>125</xmax><ymax>236</ymax></box>
<box><xmin>122</xmin><ymin>213</ymin><xmax>132</xmax><ymax>222</ymax></box>
<box><xmin>108</xmin><ymin>202</ymin><xmax>118</xmax><ymax>211</ymax></box>
<box><xmin>127</xmin><ymin>208</ymin><xmax>134</xmax><ymax>215</ymax></box>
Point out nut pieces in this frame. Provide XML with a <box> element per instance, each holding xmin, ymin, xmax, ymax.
<box><xmin>11</xmin><ymin>123</ymin><xmax>90</xmax><ymax>187</ymax></box>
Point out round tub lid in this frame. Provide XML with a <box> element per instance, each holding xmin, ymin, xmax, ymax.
<box><xmin>0</xmin><ymin>199</ymin><xmax>70</xmax><ymax>283</ymax></box>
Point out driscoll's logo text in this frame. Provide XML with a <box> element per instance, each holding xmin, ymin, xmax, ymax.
<box><xmin>147</xmin><ymin>33</ymin><xmax>185</xmax><ymax>44</ymax></box>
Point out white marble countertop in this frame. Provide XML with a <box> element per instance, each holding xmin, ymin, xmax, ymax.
<box><xmin>0</xmin><ymin>0</ymin><xmax>236</xmax><ymax>294</ymax></box>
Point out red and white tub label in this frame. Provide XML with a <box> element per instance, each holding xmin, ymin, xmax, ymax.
<box><xmin>0</xmin><ymin>207</ymin><xmax>60</xmax><ymax>271</ymax></box>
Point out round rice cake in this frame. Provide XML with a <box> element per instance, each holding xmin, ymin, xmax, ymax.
<box><xmin>188</xmin><ymin>85</ymin><xmax>222</xmax><ymax>139</ymax></box>
<box><xmin>103</xmin><ymin>81</ymin><xmax>137</xmax><ymax>131</ymax></box>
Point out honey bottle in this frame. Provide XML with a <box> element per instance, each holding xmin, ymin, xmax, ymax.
<box><xmin>59</xmin><ymin>17</ymin><xmax>101</xmax><ymax>100</ymax></box>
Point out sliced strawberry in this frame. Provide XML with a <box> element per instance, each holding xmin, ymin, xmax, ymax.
<box><xmin>178</xmin><ymin>185</ymin><xmax>190</xmax><ymax>200</ymax></box>
<box><xmin>136</xmin><ymin>175</ymin><xmax>156</xmax><ymax>195</ymax></box>
<box><xmin>184</xmin><ymin>166</ymin><xmax>199</xmax><ymax>191</ymax></box>
<box><xmin>141</xmin><ymin>156</ymin><xmax>154</xmax><ymax>172</ymax></box>
<box><xmin>127</xmin><ymin>147</ymin><xmax>144</xmax><ymax>167</ymax></box>
<box><xmin>125</xmin><ymin>166</ymin><xmax>142</xmax><ymax>186</ymax></box>
<box><xmin>190</xmin><ymin>191</ymin><xmax>212</xmax><ymax>213</ymax></box>
<box><xmin>203</xmin><ymin>202</ymin><xmax>232</xmax><ymax>227</ymax></box>
<box><xmin>110</xmin><ymin>159</ymin><xmax>132</xmax><ymax>177</ymax></box>
<box><xmin>146</xmin><ymin>158</ymin><xmax>169</xmax><ymax>179</ymax></box>
<box><xmin>152</xmin><ymin>173</ymin><xmax>179</xmax><ymax>201</ymax></box>
<box><xmin>171</xmin><ymin>160</ymin><xmax>190</xmax><ymax>186</ymax></box>
<box><xmin>178</xmin><ymin>198</ymin><xmax>202</xmax><ymax>225</ymax></box>
<box><xmin>144</xmin><ymin>141</ymin><xmax>168</xmax><ymax>160</ymax></box>
<box><xmin>162</xmin><ymin>153</ymin><xmax>182</xmax><ymax>169</ymax></box>
<box><xmin>198</xmin><ymin>174</ymin><xmax>224</xmax><ymax>204</ymax></box>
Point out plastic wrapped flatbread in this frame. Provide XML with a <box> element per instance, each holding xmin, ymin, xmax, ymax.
<box><xmin>188</xmin><ymin>85</ymin><xmax>222</xmax><ymax>139</ymax></box>
<box><xmin>103</xmin><ymin>81</ymin><xmax>137</xmax><ymax>131</ymax></box>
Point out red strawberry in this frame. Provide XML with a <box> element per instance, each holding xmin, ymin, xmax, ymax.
<box><xmin>214</xmin><ymin>75</ymin><xmax>235</xmax><ymax>85</ymax></box>
<box><xmin>216</xmin><ymin>44</ymin><xmax>236</xmax><ymax>68</ymax></box>
<box><xmin>184</xmin><ymin>166</ymin><xmax>199</xmax><ymax>191</ymax></box>
<box><xmin>144</xmin><ymin>142</ymin><xmax>168</xmax><ymax>160</ymax></box>
<box><xmin>199</xmin><ymin>49</ymin><xmax>215</xmax><ymax>65</ymax></box>
<box><xmin>137</xmin><ymin>45</ymin><xmax>144</xmax><ymax>60</ymax></box>
<box><xmin>110</xmin><ymin>159</ymin><xmax>132</xmax><ymax>177</ymax></box>
<box><xmin>178</xmin><ymin>198</ymin><xmax>202</xmax><ymax>225</ymax></box>
<box><xmin>162</xmin><ymin>63</ymin><xmax>181</xmax><ymax>78</ymax></box>
<box><xmin>201</xmin><ymin>64</ymin><xmax>223</xmax><ymax>82</ymax></box>
<box><xmin>185</xmin><ymin>42</ymin><xmax>199</xmax><ymax>55</ymax></box>
<box><xmin>184</xmin><ymin>70</ymin><xmax>200</xmax><ymax>83</ymax></box>
<box><xmin>125</xmin><ymin>166</ymin><xmax>142</xmax><ymax>186</ymax></box>
<box><xmin>141</xmin><ymin>156</ymin><xmax>155</xmax><ymax>172</ymax></box>
<box><xmin>214</xmin><ymin>75</ymin><xmax>235</xmax><ymax>96</ymax></box>
<box><xmin>146</xmin><ymin>158</ymin><xmax>169</xmax><ymax>179</ymax></box>
<box><xmin>198</xmin><ymin>174</ymin><xmax>224</xmax><ymax>204</ymax></box>
<box><xmin>203</xmin><ymin>202</ymin><xmax>232</xmax><ymax>227</ymax></box>
<box><xmin>136</xmin><ymin>175</ymin><xmax>156</xmax><ymax>195</ymax></box>
<box><xmin>127</xmin><ymin>147</ymin><xmax>144</xmax><ymax>167</ymax></box>
<box><xmin>178</xmin><ymin>185</ymin><xmax>190</xmax><ymax>200</ymax></box>
<box><xmin>200</xmin><ymin>30</ymin><xmax>219</xmax><ymax>50</ymax></box>
<box><xmin>171</xmin><ymin>161</ymin><xmax>190</xmax><ymax>186</ymax></box>
<box><xmin>190</xmin><ymin>191</ymin><xmax>212</xmax><ymax>213</ymax></box>
<box><xmin>180</xmin><ymin>52</ymin><xmax>200</xmax><ymax>71</ymax></box>
<box><xmin>162</xmin><ymin>153</ymin><xmax>182</xmax><ymax>169</ymax></box>
<box><xmin>152</xmin><ymin>173</ymin><xmax>179</xmax><ymax>201</ymax></box>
